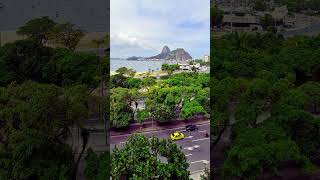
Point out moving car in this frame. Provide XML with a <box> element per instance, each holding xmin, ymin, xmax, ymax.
<box><xmin>170</xmin><ymin>132</ymin><xmax>185</xmax><ymax>141</ymax></box>
<box><xmin>186</xmin><ymin>124</ymin><xmax>198</xmax><ymax>131</ymax></box>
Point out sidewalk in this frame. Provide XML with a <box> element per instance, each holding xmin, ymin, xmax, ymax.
<box><xmin>79</xmin><ymin>115</ymin><xmax>210</xmax><ymax>136</ymax></box>
<box><xmin>111</xmin><ymin>115</ymin><xmax>210</xmax><ymax>136</ymax></box>
<box><xmin>190</xmin><ymin>170</ymin><xmax>205</xmax><ymax>180</ymax></box>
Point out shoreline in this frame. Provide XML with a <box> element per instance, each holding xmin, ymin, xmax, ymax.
<box><xmin>111</xmin><ymin>70</ymin><xmax>167</xmax><ymax>77</ymax></box>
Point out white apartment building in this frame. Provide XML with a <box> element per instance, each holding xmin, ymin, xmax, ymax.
<box><xmin>204</xmin><ymin>55</ymin><xmax>210</xmax><ymax>62</ymax></box>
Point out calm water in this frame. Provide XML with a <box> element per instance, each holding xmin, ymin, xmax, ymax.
<box><xmin>111</xmin><ymin>59</ymin><xmax>177</xmax><ymax>72</ymax></box>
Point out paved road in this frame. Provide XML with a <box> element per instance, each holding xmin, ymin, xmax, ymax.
<box><xmin>69</xmin><ymin>122</ymin><xmax>210</xmax><ymax>179</ymax></box>
<box><xmin>110</xmin><ymin>123</ymin><xmax>210</xmax><ymax>174</ymax></box>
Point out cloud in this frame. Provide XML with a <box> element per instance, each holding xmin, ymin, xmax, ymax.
<box><xmin>111</xmin><ymin>0</ymin><xmax>210</xmax><ymax>58</ymax></box>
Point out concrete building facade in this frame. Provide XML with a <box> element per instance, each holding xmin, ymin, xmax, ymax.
<box><xmin>204</xmin><ymin>55</ymin><xmax>210</xmax><ymax>62</ymax></box>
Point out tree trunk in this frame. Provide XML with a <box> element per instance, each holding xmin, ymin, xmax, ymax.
<box><xmin>73</xmin><ymin>128</ymin><xmax>89</xmax><ymax>179</ymax></box>
<box><xmin>211</xmin><ymin>125</ymin><xmax>227</xmax><ymax>152</ymax></box>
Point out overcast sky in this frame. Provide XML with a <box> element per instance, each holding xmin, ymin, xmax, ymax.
<box><xmin>110</xmin><ymin>0</ymin><xmax>210</xmax><ymax>59</ymax></box>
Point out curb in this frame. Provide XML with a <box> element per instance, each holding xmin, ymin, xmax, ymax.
<box><xmin>109</xmin><ymin>120</ymin><xmax>210</xmax><ymax>137</ymax></box>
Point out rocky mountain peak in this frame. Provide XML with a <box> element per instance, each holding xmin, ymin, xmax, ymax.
<box><xmin>166</xmin><ymin>48</ymin><xmax>192</xmax><ymax>61</ymax></box>
<box><xmin>146</xmin><ymin>45</ymin><xmax>192</xmax><ymax>61</ymax></box>
<box><xmin>161</xmin><ymin>45</ymin><xmax>171</xmax><ymax>54</ymax></box>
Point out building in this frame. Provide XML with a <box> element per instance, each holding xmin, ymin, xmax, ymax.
<box><xmin>179</xmin><ymin>63</ymin><xmax>200</xmax><ymax>72</ymax></box>
<box><xmin>179</xmin><ymin>64</ymin><xmax>192</xmax><ymax>71</ymax></box>
<box><xmin>215</xmin><ymin>3</ymin><xmax>298</xmax><ymax>33</ymax></box>
<box><xmin>204</xmin><ymin>55</ymin><xmax>210</xmax><ymax>62</ymax></box>
<box><xmin>223</xmin><ymin>13</ymin><xmax>263</xmax><ymax>32</ymax></box>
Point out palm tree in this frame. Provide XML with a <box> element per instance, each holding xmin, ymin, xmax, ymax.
<box><xmin>226</xmin><ymin>32</ymin><xmax>253</xmax><ymax>50</ymax></box>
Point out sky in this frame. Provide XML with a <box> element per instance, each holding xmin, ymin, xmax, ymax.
<box><xmin>110</xmin><ymin>0</ymin><xmax>210</xmax><ymax>59</ymax></box>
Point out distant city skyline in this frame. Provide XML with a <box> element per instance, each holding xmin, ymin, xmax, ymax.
<box><xmin>111</xmin><ymin>0</ymin><xmax>210</xmax><ymax>59</ymax></box>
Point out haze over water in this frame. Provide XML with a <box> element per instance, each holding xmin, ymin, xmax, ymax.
<box><xmin>111</xmin><ymin>59</ymin><xmax>179</xmax><ymax>72</ymax></box>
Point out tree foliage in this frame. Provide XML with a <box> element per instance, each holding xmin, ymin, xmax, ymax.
<box><xmin>0</xmin><ymin>81</ymin><xmax>90</xmax><ymax>179</ymax></box>
<box><xmin>212</xmin><ymin>33</ymin><xmax>320</xmax><ymax>178</ymax></box>
<box><xmin>50</xmin><ymin>22</ymin><xmax>85</xmax><ymax>50</ymax></box>
<box><xmin>111</xmin><ymin>134</ymin><xmax>190</xmax><ymax>179</ymax></box>
<box><xmin>84</xmin><ymin>148</ymin><xmax>110</xmax><ymax>180</ymax></box>
<box><xmin>0</xmin><ymin>17</ymin><xmax>104</xmax><ymax>179</ymax></box>
<box><xmin>110</xmin><ymin>88</ymin><xmax>134</xmax><ymax>128</ymax></box>
<box><xmin>17</xmin><ymin>16</ymin><xmax>56</xmax><ymax>45</ymax></box>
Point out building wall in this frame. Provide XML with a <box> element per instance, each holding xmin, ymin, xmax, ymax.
<box><xmin>0</xmin><ymin>0</ymin><xmax>109</xmax><ymax>32</ymax></box>
<box><xmin>204</xmin><ymin>55</ymin><xmax>210</xmax><ymax>62</ymax></box>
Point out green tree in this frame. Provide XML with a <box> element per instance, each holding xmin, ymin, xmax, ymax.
<box><xmin>137</xmin><ymin>109</ymin><xmax>149</xmax><ymax>128</ymax></box>
<box><xmin>110</xmin><ymin>73</ymin><xmax>128</xmax><ymax>88</ymax></box>
<box><xmin>17</xmin><ymin>16</ymin><xmax>57</xmax><ymax>45</ymax></box>
<box><xmin>254</xmin><ymin>0</ymin><xmax>267</xmax><ymax>11</ymax></box>
<box><xmin>141</xmin><ymin>77</ymin><xmax>156</xmax><ymax>91</ymax></box>
<box><xmin>50</xmin><ymin>22</ymin><xmax>85</xmax><ymax>51</ymax></box>
<box><xmin>0</xmin><ymin>39</ymin><xmax>52</xmax><ymax>85</ymax></box>
<box><xmin>211</xmin><ymin>33</ymin><xmax>320</xmax><ymax>179</ymax></box>
<box><xmin>124</xmin><ymin>77</ymin><xmax>142</xmax><ymax>89</ymax></box>
<box><xmin>211</xmin><ymin>5</ymin><xmax>224</xmax><ymax>27</ymax></box>
<box><xmin>111</xmin><ymin>134</ymin><xmax>190</xmax><ymax>179</ymax></box>
<box><xmin>0</xmin><ymin>81</ymin><xmax>90</xmax><ymax>179</ymax></box>
<box><xmin>161</xmin><ymin>64</ymin><xmax>179</xmax><ymax>75</ymax></box>
<box><xmin>181</xmin><ymin>100</ymin><xmax>206</xmax><ymax>119</ymax></box>
<box><xmin>110</xmin><ymin>88</ymin><xmax>134</xmax><ymax>128</ymax></box>
<box><xmin>260</xmin><ymin>14</ymin><xmax>274</xmax><ymax>31</ymax></box>
<box><xmin>146</xmin><ymin>86</ymin><xmax>183</xmax><ymax>123</ymax></box>
<box><xmin>299</xmin><ymin>81</ymin><xmax>320</xmax><ymax>113</ymax></box>
<box><xmin>43</xmin><ymin>49</ymin><xmax>100</xmax><ymax>88</ymax></box>
<box><xmin>84</xmin><ymin>148</ymin><xmax>110</xmax><ymax>180</ymax></box>
<box><xmin>116</xmin><ymin>67</ymin><xmax>129</xmax><ymax>75</ymax></box>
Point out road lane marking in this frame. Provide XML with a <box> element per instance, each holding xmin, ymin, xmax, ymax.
<box><xmin>190</xmin><ymin>169</ymin><xmax>206</xmax><ymax>174</ymax></box>
<box><xmin>190</xmin><ymin>160</ymin><xmax>203</xmax><ymax>164</ymax></box>
<box><xmin>184</xmin><ymin>145</ymin><xmax>200</xmax><ymax>150</ymax></box>
<box><xmin>120</xmin><ymin>142</ymin><xmax>125</xmax><ymax>144</ymax></box>
<box><xmin>190</xmin><ymin>160</ymin><xmax>210</xmax><ymax>164</ymax></box>
<box><xmin>185</xmin><ymin>136</ymin><xmax>193</xmax><ymax>139</ymax></box>
<box><xmin>192</xmin><ymin>138</ymin><xmax>209</xmax><ymax>142</ymax></box>
<box><xmin>198</xmin><ymin>130</ymin><xmax>207</xmax><ymax>133</ymax></box>
<box><xmin>185</xmin><ymin>154</ymin><xmax>192</xmax><ymax>157</ymax></box>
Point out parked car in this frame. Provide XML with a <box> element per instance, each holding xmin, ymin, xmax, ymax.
<box><xmin>170</xmin><ymin>132</ymin><xmax>185</xmax><ymax>141</ymax></box>
<box><xmin>186</xmin><ymin>124</ymin><xmax>198</xmax><ymax>131</ymax></box>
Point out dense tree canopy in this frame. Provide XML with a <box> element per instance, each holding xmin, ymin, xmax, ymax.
<box><xmin>49</xmin><ymin>22</ymin><xmax>85</xmax><ymax>50</ymax></box>
<box><xmin>17</xmin><ymin>16</ymin><xmax>56</xmax><ymax>45</ymax></box>
<box><xmin>0</xmin><ymin>81</ymin><xmax>91</xmax><ymax>179</ymax></box>
<box><xmin>0</xmin><ymin>17</ymin><xmax>107</xmax><ymax>179</ymax></box>
<box><xmin>0</xmin><ymin>40</ymin><xmax>100</xmax><ymax>88</ymax></box>
<box><xmin>111</xmin><ymin>134</ymin><xmax>190</xmax><ymax>179</ymax></box>
<box><xmin>212</xmin><ymin>32</ymin><xmax>320</xmax><ymax>178</ymax></box>
<box><xmin>110</xmin><ymin>87</ymin><xmax>134</xmax><ymax>128</ymax></box>
<box><xmin>110</xmin><ymin>68</ymin><xmax>209</xmax><ymax>128</ymax></box>
<box><xmin>211</xmin><ymin>5</ymin><xmax>224</xmax><ymax>27</ymax></box>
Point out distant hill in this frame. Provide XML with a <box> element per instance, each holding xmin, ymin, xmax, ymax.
<box><xmin>146</xmin><ymin>45</ymin><xmax>192</xmax><ymax>61</ymax></box>
<box><xmin>126</xmin><ymin>56</ymin><xmax>144</xmax><ymax>60</ymax></box>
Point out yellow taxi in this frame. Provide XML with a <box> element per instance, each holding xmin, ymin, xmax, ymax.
<box><xmin>170</xmin><ymin>132</ymin><xmax>185</xmax><ymax>141</ymax></box>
